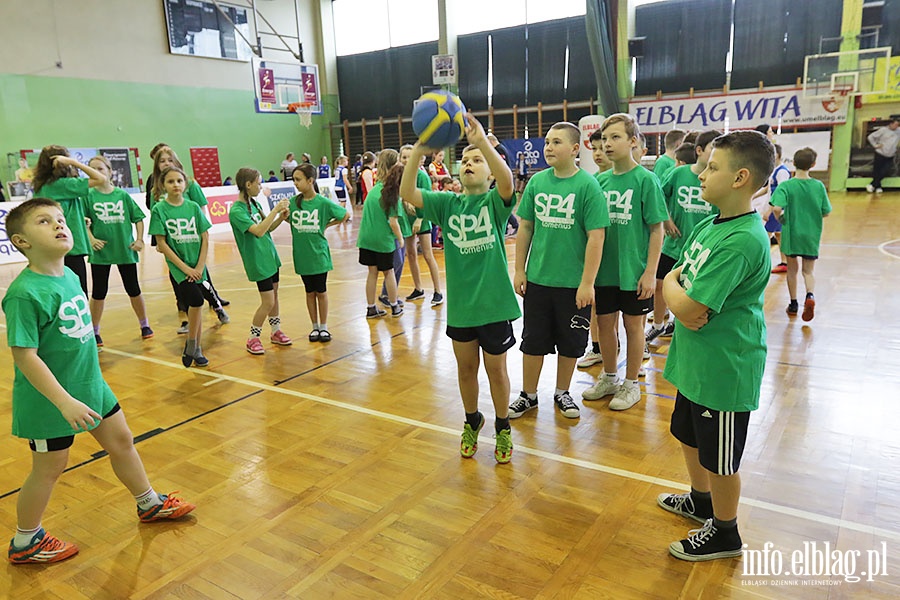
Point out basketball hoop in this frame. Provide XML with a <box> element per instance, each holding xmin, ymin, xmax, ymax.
<box><xmin>821</xmin><ymin>86</ymin><xmax>853</xmax><ymax>114</ymax></box>
<box><xmin>287</xmin><ymin>102</ymin><xmax>314</xmax><ymax>129</ymax></box>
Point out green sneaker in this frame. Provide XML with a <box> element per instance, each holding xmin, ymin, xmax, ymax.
<box><xmin>460</xmin><ymin>413</ymin><xmax>484</xmax><ymax>458</ymax></box>
<box><xmin>494</xmin><ymin>428</ymin><xmax>513</xmax><ymax>464</ymax></box>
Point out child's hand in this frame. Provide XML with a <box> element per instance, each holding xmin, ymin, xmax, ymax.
<box><xmin>664</xmin><ymin>219</ymin><xmax>681</xmax><ymax>238</ymax></box>
<box><xmin>60</xmin><ymin>397</ymin><xmax>101</xmax><ymax>432</ymax></box>
<box><xmin>276</xmin><ymin>199</ymin><xmax>290</xmax><ymax>213</ymax></box>
<box><xmin>679</xmin><ymin>310</ymin><xmax>709</xmax><ymax>331</ymax></box>
<box><xmin>51</xmin><ymin>155</ymin><xmax>75</xmax><ymax>168</ymax></box>
<box><xmin>575</xmin><ymin>283</ymin><xmax>594</xmax><ymax>309</ymax></box>
<box><xmin>91</xmin><ymin>238</ymin><xmax>107</xmax><ymax>251</ymax></box>
<box><xmin>185</xmin><ymin>268</ymin><xmax>202</xmax><ymax>282</ymax></box>
<box><xmin>263</xmin><ymin>187</ymin><xmax>273</xmax><ymax>198</ymax></box>
<box><xmin>129</xmin><ymin>239</ymin><xmax>144</xmax><ymax>251</ymax></box>
<box><xmin>514</xmin><ymin>272</ymin><xmax>528</xmax><ymax>297</ymax></box>
<box><xmin>464</xmin><ymin>113</ymin><xmax>487</xmax><ymax>147</ymax></box>
<box><xmin>637</xmin><ymin>271</ymin><xmax>656</xmax><ymax>300</ymax></box>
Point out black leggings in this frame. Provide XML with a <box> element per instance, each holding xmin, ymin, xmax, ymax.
<box><xmin>91</xmin><ymin>263</ymin><xmax>142</xmax><ymax>300</ymax></box>
<box><xmin>64</xmin><ymin>254</ymin><xmax>88</xmax><ymax>295</ymax></box>
<box><xmin>177</xmin><ymin>280</ymin><xmax>206</xmax><ymax>308</ymax></box>
<box><xmin>169</xmin><ymin>272</ymin><xmax>221</xmax><ymax>313</ymax></box>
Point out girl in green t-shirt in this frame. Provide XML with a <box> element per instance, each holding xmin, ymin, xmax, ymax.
<box><xmin>32</xmin><ymin>145</ymin><xmax>108</xmax><ymax>295</ymax></box>
<box><xmin>83</xmin><ymin>155</ymin><xmax>153</xmax><ymax>347</ymax></box>
<box><xmin>148</xmin><ymin>166</ymin><xmax>212</xmax><ymax>368</ymax></box>
<box><xmin>356</xmin><ymin>149</ymin><xmax>405</xmax><ymax>318</ymax></box>
<box><xmin>149</xmin><ymin>146</ymin><xmax>229</xmax><ymax>329</ymax></box>
<box><xmin>290</xmin><ymin>164</ymin><xmax>349</xmax><ymax>342</ymax></box>
<box><xmin>231</xmin><ymin>167</ymin><xmax>293</xmax><ymax>355</ymax></box>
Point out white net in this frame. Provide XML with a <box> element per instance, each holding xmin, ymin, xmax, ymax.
<box><xmin>296</xmin><ymin>103</ymin><xmax>313</xmax><ymax>129</ymax></box>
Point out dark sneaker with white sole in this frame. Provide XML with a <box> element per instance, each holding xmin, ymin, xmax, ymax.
<box><xmin>669</xmin><ymin>519</ymin><xmax>743</xmax><ymax>562</ymax></box>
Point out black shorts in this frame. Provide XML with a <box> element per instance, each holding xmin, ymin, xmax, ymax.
<box><xmin>786</xmin><ymin>254</ymin><xmax>818</xmax><ymax>260</ymax></box>
<box><xmin>595</xmin><ymin>286</ymin><xmax>653</xmax><ymax>316</ymax></box>
<box><xmin>446</xmin><ymin>320</ymin><xmax>516</xmax><ymax>356</ymax></box>
<box><xmin>336</xmin><ymin>188</ymin><xmax>347</xmax><ymax>200</ymax></box>
<box><xmin>28</xmin><ymin>404</ymin><xmax>122</xmax><ymax>452</ymax></box>
<box><xmin>177</xmin><ymin>279</ymin><xmax>205</xmax><ymax>308</ymax></box>
<box><xmin>520</xmin><ymin>282</ymin><xmax>591</xmax><ymax>358</ymax></box>
<box><xmin>359</xmin><ymin>248</ymin><xmax>394</xmax><ymax>271</ymax></box>
<box><xmin>670</xmin><ymin>391</ymin><xmax>750</xmax><ymax>476</ymax></box>
<box><xmin>656</xmin><ymin>253</ymin><xmax>678</xmax><ymax>281</ymax></box>
<box><xmin>300</xmin><ymin>272</ymin><xmax>328</xmax><ymax>293</ymax></box>
<box><xmin>255</xmin><ymin>269</ymin><xmax>281</xmax><ymax>292</ymax></box>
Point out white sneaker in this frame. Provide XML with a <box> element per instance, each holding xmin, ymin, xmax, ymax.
<box><xmin>866</xmin><ymin>184</ymin><xmax>875</xmax><ymax>193</ymax></box>
<box><xmin>643</xmin><ymin>344</ymin><xmax>651</xmax><ymax>360</ymax></box>
<box><xmin>610</xmin><ymin>383</ymin><xmax>641</xmax><ymax>410</ymax></box>
<box><xmin>582</xmin><ymin>376</ymin><xmax>620</xmax><ymax>400</ymax></box>
<box><xmin>577</xmin><ymin>350</ymin><xmax>603</xmax><ymax>368</ymax></box>
<box><xmin>876</xmin><ymin>187</ymin><xmax>884</xmax><ymax>193</ymax></box>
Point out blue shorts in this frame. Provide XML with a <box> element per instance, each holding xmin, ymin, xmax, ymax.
<box><xmin>764</xmin><ymin>212</ymin><xmax>782</xmax><ymax>233</ymax></box>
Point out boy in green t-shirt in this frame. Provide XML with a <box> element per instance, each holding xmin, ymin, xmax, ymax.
<box><xmin>3</xmin><ymin>198</ymin><xmax>195</xmax><ymax>565</ymax></box>
<box><xmin>577</xmin><ymin>129</ymin><xmax>614</xmax><ymax>370</ymax></box>
<box><xmin>510</xmin><ymin>122</ymin><xmax>609</xmax><ymax>420</ymax></box>
<box><xmin>148</xmin><ymin>166</ymin><xmax>213</xmax><ymax>367</ymax></box>
<box><xmin>582</xmin><ymin>114</ymin><xmax>667</xmax><ymax>411</ymax></box>
<box><xmin>657</xmin><ymin>131</ymin><xmax>775</xmax><ymax>561</ymax></box>
<box><xmin>401</xmin><ymin>115</ymin><xmax>519</xmax><ymax>463</ymax></box>
<box><xmin>646</xmin><ymin>130</ymin><xmax>720</xmax><ymax>344</ymax></box>
<box><xmin>772</xmin><ymin>147</ymin><xmax>832</xmax><ymax>321</ymax></box>
<box><xmin>653</xmin><ymin>129</ymin><xmax>686</xmax><ymax>180</ymax></box>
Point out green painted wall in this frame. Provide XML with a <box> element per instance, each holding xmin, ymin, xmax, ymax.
<box><xmin>0</xmin><ymin>74</ymin><xmax>337</xmax><ymax>185</ymax></box>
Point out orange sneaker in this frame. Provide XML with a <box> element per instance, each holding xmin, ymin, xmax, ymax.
<box><xmin>138</xmin><ymin>492</ymin><xmax>196</xmax><ymax>522</ymax></box>
<box><xmin>802</xmin><ymin>297</ymin><xmax>816</xmax><ymax>322</ymax></box>
<box><xmin>771</xmin><ymin>263</ymin><xmax>788</xmax><ymax>274</ymax></box>
<box><xmin>8</xmin><ymin>528</ymin><xmax>79</xmax><ymax>564</ymax></box>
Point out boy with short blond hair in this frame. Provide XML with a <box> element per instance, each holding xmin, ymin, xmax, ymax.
<box><xmin>510</xmin><ymin>122</ymin><xmax>609</xmax><ymax>419</ymax></box>
<box><xmin>772</xmin><ymin>147</ymin><xmax>831</xmax><ymax>321</ymax></box>
<box><xmin>654</xmin><ymin>129</ymin><xmax>686</xmax><ymax>180</ymax></box>
<box><xmin>3</xmin><ymin>198</ymin><xmax>195</xmax><ymax>565</ymax></box>
<box><xmin>582</xmin><ymin>113</ymin><xmax>667</xmax><ymax>411</ymax></box>
<box><xmin>657</xmin><ymin>130</ymin><xmax>775</xmax><ymax>561</ymax></box>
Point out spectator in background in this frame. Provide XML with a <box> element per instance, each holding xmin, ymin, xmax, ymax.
<box><xmin>267</xmin><ymin>170</ymin><xmax>279</xmax><ymax>183</ymax></box>
<box><xmin>15</xmin><ymin>157</ymin><xmax>34</xmax><ymax>183</ymax></box>
<box><xmin>281</xmin><ymin>153</ymin><xmax>298</xmax><ymax>180</ymax></box>
<box><xmin>866</xmin><ymin>115</ymin><xmax>900</xmax><ymax>193</ymax></box>
<box><xmin>223</xmin><ymin>176</ymin><xmax>233</xmax><ymax>186</ymax></box>
<box><xmin>301</xmin><ymin>153</ymin><xmax>312</xmax><ymax>165</ymax></box>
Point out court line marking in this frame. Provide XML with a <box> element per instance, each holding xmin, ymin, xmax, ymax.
<box><xmin>877</xmin><ymin>238</ymin><xmax>900</xmax><ymax>260</ymax></box>
<box><xmin>97</xmin><ymin>345</ymin><xmax>900</xmax><ymax>543</ymax></box>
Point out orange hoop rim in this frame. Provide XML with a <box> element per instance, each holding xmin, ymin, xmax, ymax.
<box><xmin>287</xmin><ymin>101</ymin><xmax>315</xmax><ymax>113</ymax></box>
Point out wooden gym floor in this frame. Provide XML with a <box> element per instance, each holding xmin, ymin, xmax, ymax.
<box><xmin>0</xmin><ymin>190</ymin><xmax>898</xmax><ymax>599</ymax></box>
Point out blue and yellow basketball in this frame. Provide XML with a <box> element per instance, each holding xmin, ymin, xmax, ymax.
<box><xmin>412</xmin><ymin>90</ymin><xmax>467</xmax><ymax>148</ymax></box>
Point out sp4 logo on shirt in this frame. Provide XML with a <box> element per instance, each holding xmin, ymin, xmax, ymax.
<box><xmin>677</xmin><ymin>186</ymin><xmax>712</xmax><ymax>214</ymax></box>
<box><xmin>58</xmin><ymin>295</ymin><xmax>93</xmax><ymax>342</ymax></box>
<box><xmin>165</xmin><ymin>218</ymin><xmax>199</xmax><ymax>243</ymax></box>
<box><xmin>606</xmin><ymin>189</ymin><xmax>633</xmax><ymax>224</ymax></box>
<box><xmin>446</xmin><ymin>207</ymin><xmax>494</xmax><ymax>252</ymax></box>
<box><xmin>679</xmin><ymin>240</ymin><xmax>711</xmax><ymax>290</ymax></box>
<box><xmin>93</xmin><ymin>200</ymin><xmax>126</xmax><ymax>223</ymax></box>
<box><xmin>534</xmin><ymin>192</ymin><xmax>575</xmax><ymax>227</ymax></box>
<box><xmin>291</xmin><ymin>209</ymin><xmax>320</xmax><ymax>231</ymax></box>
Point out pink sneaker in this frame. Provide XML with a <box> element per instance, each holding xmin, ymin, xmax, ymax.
<box><xmin>246</xmin><ymin>337</ymin><xmax>265</xmax><ymax>355</ymax></box>
<box><xmin>270</xmin><ymin>330</ymin><xmax>293</xmax><ymax>346</ymax></box>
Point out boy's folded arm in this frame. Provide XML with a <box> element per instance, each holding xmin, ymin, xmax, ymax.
<box><xmin>663</xmin><ymin>269</ymin><xmax>710</xmax><ymax>323</ymax></box>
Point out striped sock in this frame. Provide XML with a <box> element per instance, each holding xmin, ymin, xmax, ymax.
<box><xmin>13</xmin><ymin>526</ymin><xmax>41</xmax><ymax>549</ymax></box>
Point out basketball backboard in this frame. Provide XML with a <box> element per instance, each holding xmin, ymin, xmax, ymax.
<box><xmin>252</xmin><ymin>56</ymin><xmax>322</xmax><ymax>114</ymax></box>
<box><xmin>803</xmin><ymin>47</ymin><xmax>891</xmax><ymax>98</ymax></box>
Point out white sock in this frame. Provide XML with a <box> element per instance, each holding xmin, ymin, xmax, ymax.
<box><xmin>135</xmin><ymin>487</ymin><xmax>162</xmax><ymax>510</ymax></box>
<box><xmin>624</xmin><ymin>379</ymin><xmax>638</xmax><ymax>388</ymax></box>
<box><xmin>312</xmin><ymin>322</ymin><xmax>319</xmax><ymax>331</ymax></box>
<box><xmin>320</xmin><ymin>322</ymin><xmax>327</xmax><ymax>330</ymax></box>
<box><xmin>604</xmin><ymin>372</ymin><xmax>618</xmax><ymax>381</ymax></box>
<box><xmin>13</xmin><ymin>525</ymin><xmax>41</xmax><ymax>548</ymax></box>
<box><xmin>525</xmin><ymin>391</ymin><xmax>537</xmax><ymax>401</ymax></box>
<box><xmin>554</xmin><ymin>388</ymin><xmax>567</xmax><ymax>397</ymax></box>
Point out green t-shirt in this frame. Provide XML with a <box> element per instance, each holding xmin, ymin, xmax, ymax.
<box><xmin>595</xmin><ymin>165</ymin><xmax>669</xmax><ymax>290</ymax></box>
<box><xmin>85</xmin><ymin>188</ymin><xmax>146</xmax><ymax>265</ymax></box>
<box><xmin>356</xmin><ymin>183</ymin><xmax>400</xmax><ymax>253</ymax></box>
<box><xmin>398</xmin><ymin>204</ymin><xmax>414</xmax><ymax>238</ymax></box>
<box><xmin>653</xmin><ymin>154</ymin><xmax>675</xmax><ymax>180</ymax></box>
<box><xmin>148</xmin><ymin>199</ymin><xmax>211</xmax><ymax>283</ymax></box>
<box><xmin>289</xmin><ymin>194</ymin><xmax>347</xmax><ymax>275</ymax></box>
<box><xmin>185</xmin><ymin>180</ymin><xmax>209</xmax><ymax>206</ymax></box>
<box><xmin>229</xmin><ymin>200</ymin><xmax>282</xmax><ymax>281</ymax></box>
<box><xmin>2</xmin><ymin>268</ymin><xmax>118</xmax><ymax>439</ymax></box>
<box><xmin>595</xmin><ymin>169</ymin><xmax>612</xmax><ymax>190</ymax></box>
<box><xmin>516</xmin><ymin>168</ymin><xmax>609</xmax><ymax>288</ymax></box>
<box><xmin>660</xmin><ymin>165</ymin><xmax>718</xmax><ymax>260</ymax></box>
<box><xmin>662</xmin><ymin>213</ymin><xmax>770</xmax><ymax>412</ymax></box>
<box><xmin>37</xmin><ymin>177</ymin><xmax>91</xmax><ymax>256</ymax></box>
<box><xmin>422</xmin><ymin>188</ymin><xmax>521</xmax><ymax>328</ymax></box>
<box><xmin>771</xmin><ymin>178</ymin><xmax>832</xmax><ymax>257</ymax></box>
